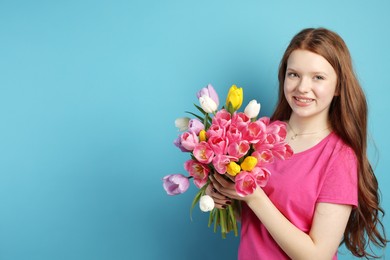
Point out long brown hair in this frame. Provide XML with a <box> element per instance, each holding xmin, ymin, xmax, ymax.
<box><xmin>272</xmin><ymin>28</ymin><xmax>387</xmax><ymax>258</ymax></box>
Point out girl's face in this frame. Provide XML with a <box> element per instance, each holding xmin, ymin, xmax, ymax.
<box><xmin>284</xmin><ymin>49</ymin><xmax>337</xmax><ymax>122</ymax></box>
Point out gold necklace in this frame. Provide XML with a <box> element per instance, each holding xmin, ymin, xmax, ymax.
<box><xmin>288</xmin><ymin>122</ymin><xmax>330</xmax><ymax>140</ymax></box>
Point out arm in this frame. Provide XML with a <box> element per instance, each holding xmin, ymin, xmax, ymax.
<box><xmin>209</xmin><ymin>173</ymin><xmax>352</xmax><ymax>260</ymax></box>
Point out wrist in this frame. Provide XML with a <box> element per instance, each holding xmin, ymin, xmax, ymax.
<box><xmin>245</xmin><ymin>187</ymin><xmax>266</xmax><ymax>208</ymax></box>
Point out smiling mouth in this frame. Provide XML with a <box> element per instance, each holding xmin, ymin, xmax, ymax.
<box><xmin>294</xmin><ymin>97</ymin><xmax>314</xmax><ymax>103</ymax></box>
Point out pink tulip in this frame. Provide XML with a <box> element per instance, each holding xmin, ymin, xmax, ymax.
<box><xmin>235</xmin><ymin>171</ymin><xmax>257</xmax><ymax>197</ymax></box>
<box><xmin>226</xmin><ymin>125</ymin><xmax>242</xmax><ymax>143</ymax></box>
<box><xmin>227</xmin><ymin>140</ymin><xmax>250</xmax><ymax>158</ymax></box>
<box><xmin>272</xmin><ymin>142</ymin><xmax>293</xmax><ymax>160</ymax></box>
<box><xmin>212</xmin><ymin>109</ymin><xmax>231</xmax><ymax>128</ymax></box>
<box><xmin>162</xmin><ymin>174</ymin><xmax>190</xmax><ymax>195</ymax></box>
<box><xmin>212</xmin><ymin>154</ymin><xmax>237</xmax><ymax>174</ymax></box>
<box><xmin>258</xmin><ymin>116</ymin><xmax>270</xmax><ymax>126</ymax></box>
<box><xmin>173</xmin><ymin>135</ymin><xmax>190</xmax><ymax>152</ymax></box>
<box><xmin>252</xmin><ymin>167</ymin><xmax>271</xmax><ymax>187</ymax></box>
<box><xmin>208</xmin><ymin>135</ymin><xmax>228</xmax><ymax>155</ymax></box>
<box><xmin>252</xmin><ymin>150</ymin><xmax>274</xmax><ymax>166</ymax></box>
<box><xmin>180</xmin><ymin>131</ymin><xmax>199</xmax><ymax>151</ymax></box>
<box><xmin>184</xmin><ymin>160</ymin><xmax>210</xmax><ymax>188</ymax></box>
<box><xmin>252</xmin><ymin>141</ymin><xmax>273</xmax><ymax>153</ymax></box>
<box><xmin>266</xmin><ymin>121</ymin><xmax>287</xmax><ymax>144</ymax></box>
<box><xmin>231</xmin><ymin>112</ymin><xmax>250</xmax><ymax>132</ymax></box>
<box><xmin>193</xmin><ymin>141</ymin><xmax>214</xmax><ymax>164</ymax></box>
<box><xmin>242</xmin><ymin>121</ymin><xmax>267</xmax><ymax>144</ymax></box>
<box><xmin>207</xmin><ymin>124</ymin><xmax>225</xmax><ymax>139</ymax></box>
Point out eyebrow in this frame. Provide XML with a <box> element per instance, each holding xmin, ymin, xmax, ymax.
<box><xmin>286</xmin><ymin>67</ymin><xmax>329</xmax><ymax>76</ymax></box>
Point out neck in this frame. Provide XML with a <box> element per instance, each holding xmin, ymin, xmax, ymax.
<box><xmin>288</xmin><ymin>114</ymin><xmax>330</xmax><ymax>133</ymax></box>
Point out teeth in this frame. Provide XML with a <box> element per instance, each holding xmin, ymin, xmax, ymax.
<box><xmin>295</xmin><ymin>97</ymin><xmax>313</xmax><ymax>103</ymax></box>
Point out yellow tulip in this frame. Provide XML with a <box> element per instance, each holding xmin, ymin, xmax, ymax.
<box><xmin>199</xmin><ymin>130</ymin><xmax>207</xmax><ymax>142</ymax></box>
<box><xmin>241</xmin><ymin>156</ymin><xmax>258</xmax><ymax>172</ymax></box>
<box><xmin>226</xmin><ymin>161</ymin><xmax>241</xmax><ymax>176</ymax></box>
<box><xmin>226</xmin><ymin>85</ymin><xmax>243</xmax><ymax>113</ymax></box>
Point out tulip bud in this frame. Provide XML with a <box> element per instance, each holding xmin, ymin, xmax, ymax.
<box><xmin>199</xmin><ymin>195</ymin><xmax>215</xmax><ymax>212</ymax></box>
<box><xmin>199</xmin><ymin>130</ymin><xmax>207</xmax><ymax>141</ymax></box>
<box><xmin>162</xmin><ymin>174</ymin><xmax>190</xmax><ymax>195</ymax></box>
<box><xmin>188</xmin><ymin>119</ymin><xmax>204</xmax><ymax>135</ymax></box>
<box><xmin>196</xmin><ymin>84</ymin><xmax>219</xmax><ymax>107</ymax></box>
<box><xmin>244</xmin><ymin>100</ymin><xmax>261</xmax><ymax>119</ymax></box>
<box><xmin>226</xmin><ymin>161</ymin><xmax>241</xmax><ymax>176</ymax></box>
<box><xmin>175</xmin><ymin>117</ymin><xmax>190</xmax><ymax>131</ymax></box>
<box><xmin>226</xmin><ymin>85</ymin><xmax>243</xmax><ymax>114</ymax></box>
<box><xmin>241</xmin><ymin>156</ymin><xmax>258</xmax><ymax>172</ymax></box>
<box><xmin>199</xmin><ymin>95</ymin><xmax>218</xmax><ymax>113</ymax></box>
<box><xmin>173</xmin><ymin>135</ymin><xmax>190</xmax><ymax>152</ymax></box>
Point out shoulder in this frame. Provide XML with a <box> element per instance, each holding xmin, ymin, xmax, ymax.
<box><xmin>323</xmin><ymin>133</ymin><xmax>358</xmax><ymax>187</ymax></box>
<box><xmin>317</xmin><ymin>133</ymin><xmax>358</xmax><ymax>207</ymax></box>
<box><xmin>326</xmin><ymin>133</ymin><xmax>357</xmax><ymax>164</ymax></box>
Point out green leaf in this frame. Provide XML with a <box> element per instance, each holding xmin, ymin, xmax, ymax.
<box><xmin>219</xmin><ymin>209</ymin><xmax>227</xmax><ymax>234</ymax></box>
<box><xmin>194</xmin><ymin>103</ymin><xmax>207</xmax><ymax>115</ymax></box>
<box><xmin>227</xmin><ymin>102</ymin><xmax>235</xmax><ymax>115</ymax></box>
<box><xmin>228</xmin><ymin>204</ymin><xmax>238</xmax><ymax>236</ymax></box>
<box><xmin>214</xmin><ymin>209</ymin><xmax>219</xmax><ymax>233</ymax></box>
<box><xmin>203</xmin><ymin>113</ymin><xmax>211</xmax><ymax>129</ymax></box>
<box><xmin>190</xmin><ymin>183</ymin><xmax>208</xmax><ymax>221</ymax></box>
<box><xmin>208</xmin><ymin>209</ymin><xmax>214</xmax><ymax>228</ymax></box>
<box><xmin>194</xmin><ymin>104</ymin><xmax>212</xmax><ymax>125</ymax></box>
<box><xmin>185</xmin><ymin>111</ymin><xmax>204</xmax><ymax>122</ymax></box>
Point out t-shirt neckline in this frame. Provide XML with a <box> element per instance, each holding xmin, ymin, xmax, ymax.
<box><xmin>290</xmin><ymin>132</ymin><xmax>334</xmax><ymax>157</ymax></box>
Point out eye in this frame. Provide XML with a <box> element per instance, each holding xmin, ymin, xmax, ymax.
<box><xmin>287</xmin><ymin>72</ymin><xmax>299</xmax><ymax>78</ymax></box>
<box><xmin>314</xmin><ymin>75</ymin><xmax>325</xmax><ymax>80</ymax></box>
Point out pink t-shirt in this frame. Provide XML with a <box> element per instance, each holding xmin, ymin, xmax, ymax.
<box><xmin>238</xmin><ymin>132</ymin><xmax>358</xmax><ymax>260</ymax></box>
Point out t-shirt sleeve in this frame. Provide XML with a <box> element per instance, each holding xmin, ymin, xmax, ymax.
<box><xmin>317</xmin><ymin>146</ymin><xmax>358</xmax><ymax>207</ymax></box>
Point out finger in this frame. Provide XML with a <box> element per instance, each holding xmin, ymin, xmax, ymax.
<box><xmin>209</xmin><ymin>183</ymin><xmax>229</xmax><ymax>201</ymax></box>
<box><xmin>224</xmin><ymin>173</ymin><xmax>236</xmax><ymax>182</ymax></box>
<box><xmin>210</xmin><ymin>175</ymin><xmax>234</xmax><ymax>201</ymax></box>
<box><xmin>206</xmin><ymin>182</ymin><xmax>232</xmax><ymax>208</ymax></box>
<box><xmin>212</xmin><ymin>173</ymin><xmax>235</xmax><ymax>189</ymax></box>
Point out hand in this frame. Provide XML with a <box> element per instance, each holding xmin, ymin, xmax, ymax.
<box><xmin>205</xmin><ymin>173</ymin><xmax>238</xmax><ymax>209</ymax></box>
<box><xmin>208</xmin><ymin>172</ymin><xmax>266</xmax><ymax>208</ymax></box>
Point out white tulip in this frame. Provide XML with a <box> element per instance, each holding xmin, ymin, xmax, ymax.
<box><xmin>174</xmin><ymin>117</ymin><xmax>190</xmax><ymax>131</ymax></box>
<box><xmin>244</xmin><ymin>100</ymin><xmax>261</xmax><ymax>119</ymax></box>
<box><xmin>199</xmin><ymin>95</ymin><xmax>218</xmax><ymax>113</ymax></box>
<box><xmin>199</xmin><ymin>195</ymin><xmax>215</xmax><ymax>212</ymax></box>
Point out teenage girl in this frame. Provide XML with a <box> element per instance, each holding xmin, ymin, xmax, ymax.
<box><xmin>207</xmin><ymin>28</ymin><xmax>387</xmax><ymax>259</ymax></box>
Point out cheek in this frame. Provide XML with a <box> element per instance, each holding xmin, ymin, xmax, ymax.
<box><xmin>283</xmin><ymin>80</ymin><xmax>294</xmax><ymax>98</ymax></box>
<box><xmin>283</xmin><ymin>78</ymin><xmax>297</xmax><ymax>92</ymax></box>
<box><xmin>316</xmin><ymin>86</ymin><xmax>336</xmax><ymax>103</ymax></box>
<box><xmin>283</xmin><ymin>84</ymin><xmax>294</xmax><ymax>107</ymax></box>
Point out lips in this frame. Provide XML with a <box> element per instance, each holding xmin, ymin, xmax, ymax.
<box><xmin>294</xmin><ymin>96</ymin><xmax>314</xmax><ymax>103</ymax></box>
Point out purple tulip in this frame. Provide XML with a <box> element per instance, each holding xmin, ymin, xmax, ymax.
<box><xmin>174</xmin><ymin>135</ymin><xmax>190</xmax><ymax>152</ymax></box>
<box><xmin>188</xmin><ymin>119</ymin><xmax>204</xmax><ymax>135</ymax></box>
<box><xmin>162</xmin><ymin>174</ymin><xmax>190</xmax><ymax>195</ymax></box>
<box><xmin>196</xmin><ymin>84</ymin><xmax>219</xmax><ymax>107</ymax></box>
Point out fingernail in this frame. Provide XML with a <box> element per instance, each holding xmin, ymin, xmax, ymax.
<box><xmin>226</xmin><ymin>200</ymin><xmax>231</xmax><ymax>205</ymax></box>
<box><xmin>212</xmin><ymin>188</ymin><xmax>217</xmax><ymax>193</ymax></box>
<box><xmin>222</xmin><ymin>205</ymin><xmax>227</xmax><ymax>209</ymax></box>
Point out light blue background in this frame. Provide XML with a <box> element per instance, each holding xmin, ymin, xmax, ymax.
<box><xmin>0</xmin><ymin>1</ymin><xmax>389</xmax><ymax>259</ymax></box>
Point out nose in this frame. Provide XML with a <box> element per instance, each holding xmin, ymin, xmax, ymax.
<box><xmin>297</xmin><ymin>77</ymin><xmax>311</xmax><ymax>93</ymax></box>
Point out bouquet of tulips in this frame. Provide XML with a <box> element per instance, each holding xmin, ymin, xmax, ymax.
<box><xmin>163</xmin><ymin>84</ymin><xmax>293</xmax><ymax>238</ymax></box>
